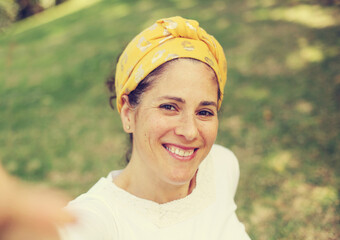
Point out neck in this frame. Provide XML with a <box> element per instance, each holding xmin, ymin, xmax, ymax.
<box><xmin>114</xmin><ymin>161</ymin><xmax>197</xmax><ymax>204</ymax></box>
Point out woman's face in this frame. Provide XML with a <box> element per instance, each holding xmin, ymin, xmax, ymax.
<box><xmin>129</xmin><ymin>59</ymin><xmax>219</xmax><ymax>186</ymax></box>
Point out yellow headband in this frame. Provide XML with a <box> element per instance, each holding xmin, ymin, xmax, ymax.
<box><xmin>115</xmin><ymin>16</ymin><xmax>227</xmax><ymax>112</ymax></box>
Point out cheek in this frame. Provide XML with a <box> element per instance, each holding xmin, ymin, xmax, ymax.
<box><xmin>139</xmin><ymin>113</ymin><xmax>172</xmax><ymax>139</ymax></box>
<box><xmin>152</xmin><ymin>117</ymin><xmax>174</xmax><ymax>136</ymax></box>
<box><xmin>200</xmin><ymin>119</ymin><xmax>218</xmax><ymax>143</ymax></box>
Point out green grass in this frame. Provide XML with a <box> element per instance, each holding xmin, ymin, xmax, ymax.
<box><xmin>1</xmin><ymin>0</ymin><xmax>339</xmax><ymax>239</ymax></box>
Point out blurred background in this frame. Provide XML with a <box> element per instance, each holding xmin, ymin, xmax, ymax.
<box><xmin>0</xmin><ymin>0</ymin><xmax>339</xmax><ymax>239</ymax></box>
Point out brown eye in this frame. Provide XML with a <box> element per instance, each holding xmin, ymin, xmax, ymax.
<box><xmin>198</xmin><ymin>110</ymin><xmax>214</xmax><ymax>116</ymax></box>
<box><xmin>160</xmin><ymin>104</ymin><xmax>176</xmax><ymax>111</ymax></box>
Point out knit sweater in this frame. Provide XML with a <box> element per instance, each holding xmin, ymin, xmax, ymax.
<box><xmin>59</xmin><ymin>144</ymin><xmax>251</xmax><ymax>240</ymax></box>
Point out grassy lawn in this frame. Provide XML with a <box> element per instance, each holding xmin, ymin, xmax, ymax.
<box><xmin>1</xmin><ymin>0</ymin><xmax>339</xmax><ymax>239</ymax></box>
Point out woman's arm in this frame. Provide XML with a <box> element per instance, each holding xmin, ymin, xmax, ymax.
<box><xmin>0</xmin><ymin>164</ymin><xmax>75</xmax><ymax>240</ymax></box>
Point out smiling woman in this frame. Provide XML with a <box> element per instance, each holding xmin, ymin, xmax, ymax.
<box><xmin>59</xmin><ymin>16</ymin><xmax>251</xmax><ymax>240</ymax></box>
<box><xmin>117</xmin><ymin>59</ymin><xmax>219</xmax><ymax>203</ymax></box>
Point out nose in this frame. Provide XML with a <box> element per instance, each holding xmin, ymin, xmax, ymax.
<box><xmin>174</xmin><ymin>113</ymin><xmax>199</xmax><ymax>141</ymax></box>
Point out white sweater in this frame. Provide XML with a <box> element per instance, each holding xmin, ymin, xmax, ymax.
<box><xmin>59</xmin><ymin>144</ymin><xmax>251</xmax><ymax>240</ymax></box>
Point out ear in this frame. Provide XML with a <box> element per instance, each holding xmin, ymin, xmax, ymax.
<box><xmin>120</xmin><ymin>95</ymin><xmax>135</xmax><ymax>133</ymax></box>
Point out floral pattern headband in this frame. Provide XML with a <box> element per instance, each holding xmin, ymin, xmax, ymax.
<box><xmin>115</xmin><ymin>16</ymin><xmax>227</xmax><ymax>112</ymax></box>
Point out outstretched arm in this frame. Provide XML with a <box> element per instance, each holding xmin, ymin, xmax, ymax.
<box><xmin>0</xmin><ymin>164</ymin><xmax>75</xmax><ymax>240</ymax></box>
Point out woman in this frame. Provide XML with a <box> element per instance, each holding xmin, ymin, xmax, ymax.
<box><xmin>59</xmin><ymin>16</ymin><xmax>251</xmax><ymax>240</ymax></box>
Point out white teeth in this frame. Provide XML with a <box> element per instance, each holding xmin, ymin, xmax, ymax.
<box><xmin>175</xmin><ymin>148</ymin><xmax>180</xmax><ymax>155</ymax></box>
<box><xmin>165</xmin><ymin>145</ymin><xmax>194</xmax><ymax>157</ymax></box>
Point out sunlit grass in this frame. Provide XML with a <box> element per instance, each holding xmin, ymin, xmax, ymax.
<box><xmin>8</xmin><ymin>0</ymin><xmax>103</xmax><ymax>35</ymax></box>
<box><xmin>245</xmin><ymin>4</ymin><xmax>338</xmax><ymax>28</ymax></box>
<box><xmin>269</xmin><ymin>5</ymin><xmax>338</xmax><ymax>29</ymax></box>
<box><xmin>286</xmin><ymin>37</ymin><xmax>325</xmax><ymax>70</ymax></box>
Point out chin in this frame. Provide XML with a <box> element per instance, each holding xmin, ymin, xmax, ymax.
<box><xmin>165</xmin><ymin>169</ymin><xmax>197</xmax><ymax>186</ymax></box>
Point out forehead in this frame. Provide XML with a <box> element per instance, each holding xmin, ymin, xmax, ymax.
<box><xmin>144</xmin><ymin>59</ymin><xmax>219</xmax><ymax>102</ymax></box>
<box><xmin>163</xmin><ymin>58</ymin><xmax>216</xmax><ymax>80</ymax></box>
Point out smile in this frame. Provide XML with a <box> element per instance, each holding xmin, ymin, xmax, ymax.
<box><xmin>163</xmin><ymin>144</ymin><xmax>198</xmax><ymax>161</ymax></box>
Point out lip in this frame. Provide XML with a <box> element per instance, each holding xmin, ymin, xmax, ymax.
<box><xmin>162</xmin><ymin>143</ymin><xmax>198</xmax><ymax>162</ymax></box>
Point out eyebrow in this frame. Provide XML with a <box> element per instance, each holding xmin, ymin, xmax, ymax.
<box><xmin>158</xmin><ymin>96</ymin><xmax>217</xmax><ymax>108</ymax></box>
<box><xmin>158</xmin><ymin>96</ymin><xmax>185</xmax><ymax>103</ymax></box>
<box><xmin>200</xmin><ymin>101</ymin><xmax>217</xmax><ymax>108</ymax></box>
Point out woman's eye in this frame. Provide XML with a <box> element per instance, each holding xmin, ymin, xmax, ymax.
<box><xmin>160</xmin><ymin>104</ymin><xmax>176</xmax><ymax>111</ymax></box>
<box><xmin>198</xmin><ymin>110</ymin><xmax>214</xmax><ymax>116</ymax></box>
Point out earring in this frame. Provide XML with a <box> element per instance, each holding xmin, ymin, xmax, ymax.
<box><xmin>126</xmin><ymin>125</ymin><xmax>130</xmax><ymax>130</ymax></box>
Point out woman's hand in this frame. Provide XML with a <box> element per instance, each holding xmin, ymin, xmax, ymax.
<box><xmin>0</xmin><ymin>165</ymin><xmax>75</xmax><ymax>240</ymax></box>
